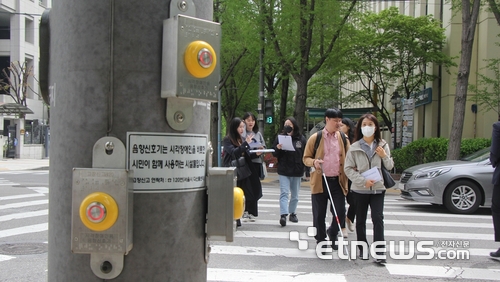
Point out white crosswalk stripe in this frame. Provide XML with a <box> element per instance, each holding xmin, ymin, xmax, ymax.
<box><xmin>0</xmin><ymin>181</ymin><xmax>49</xmax><ymax>265</ymax></box>
<box><xmin>0</xmin><ymin>171</ymin><xmax>48</xmax><ymax>175</ymax></box>
<box><xmin>1</xmin><ymin>180</ymin><xmax>499</xmax><ymax>281</ymax></box>
<box><xmin>208</xmin><ymin>268</ymin><xmax>347</xmax><ymax>281</ymax></box>
<box><xmin>207</xmin><ymin>186</ymin><xmax>500</xmax><ymax>281</ymax></box>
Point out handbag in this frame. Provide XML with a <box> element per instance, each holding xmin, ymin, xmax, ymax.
<box><xmin>260</xmin><ymin>162</ymin><xmax>268</xmax><ymax>180</ymax></box>
<box><xmin>231</xmin><ymin>156</ymin><xmax>252</xmax><ymax>180</ymax></box>
<box><xmin>381</xmin><ymin>162</ymin><xmax>396</xmax><ymax>188</ymax></box>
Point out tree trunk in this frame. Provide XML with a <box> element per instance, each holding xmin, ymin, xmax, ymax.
<box><xmin>279</xmin><ymin>76</ymin><xmax>289</xmax><ymax>131</ymax></box>
<box><xmin>293</xmin><ymin>73</ymin><xmax>309</xmax><ymax>132</ymax></box>
<box><xmin>447</xmin><ymin>0</ymin><xmax>480</xmax><ymax>160</ymax></box>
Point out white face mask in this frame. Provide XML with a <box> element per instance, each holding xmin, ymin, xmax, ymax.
<box><xmin>361</xmin><ymin>126</ymin><xmax>375</xmax><ymax>137</ymax></box>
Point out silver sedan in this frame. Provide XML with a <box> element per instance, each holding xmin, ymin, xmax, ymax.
<box><xmin>399</xmin><ymin>147</ymin><xmax>493</xmax><ymax>214</ymax></box>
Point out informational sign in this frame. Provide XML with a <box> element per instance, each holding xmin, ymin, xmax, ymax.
<box><xmin>414</xmin><ymin>88</ymin><xmax>432</xmax><ymax>108</ymax></box>
<box><xmin>401</xmin><ymin>98</ymin><xmax>415</xmax><ymax>148</ymax></box>
<box><xmin>127</xmin><ymin>132</ymin><xmax>207</xmax><ymax>191</ymax></box>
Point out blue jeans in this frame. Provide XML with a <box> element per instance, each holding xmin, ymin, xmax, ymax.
<box><xmin>279</xmin><ymin>175</ymin><xmax>300</xmax><ymax>215</ymax></box>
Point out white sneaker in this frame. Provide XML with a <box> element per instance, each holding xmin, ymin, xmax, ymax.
<box><xmin>342</xmin><ymin>228</ymin><xmax>348</xmax><ymax>238</ymax></box>
<box><xmin>346</xmin><ymin>218</ymin><xmax>355</xmax><ymax>232</ymax></box>
<box><xmin>242</xmin><ymin>211</ymin><xmax>249</xmax><ymax>222</ymax></box>
<box><xmin>248</xmin><ymin>214</ymin><xmax>256</xmax><ymax>222</ymax></box>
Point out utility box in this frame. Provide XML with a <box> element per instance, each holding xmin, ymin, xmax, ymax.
<box><xmin>161</xmin><ymin>14</ymin><xmax>221</xmax><ymax>102</ymax></box>
<box><xmin>206</xmin><ymin>167</ymin><xmax>236</xmax><ymax>242</ymax></box>
<box><xmin>71</xmin><ymin>168</ymin><xmax>133</xmax><ymax>255</ymax></box>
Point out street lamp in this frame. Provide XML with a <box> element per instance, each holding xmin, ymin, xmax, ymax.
<box><xmin>391</xmin><ymin>91</ymin><xmax>401</xmax><ymax>150</ymax></box>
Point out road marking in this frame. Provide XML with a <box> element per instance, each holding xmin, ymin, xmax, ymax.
<box><xmin>0</xmin><ymin>209</ymin><xmax>48</xmax><ymax>222</ymax></box>
<box><xmin>211</xmin><ymin>245</ymin><xmax>318</xmax><ymax>258</ymax></box>
<box><xmin>0</xmin><ymin>171</ymin><xmax>49</xmax><ymax>174</ymax></box>
<box><xmin>0</xmin><ymin>255</ymin><xmax>15</xmax><ymax>262</ymax></box>
<box><xmin>385</xmin><ymin>263</ymin><xmax>500</xmax><ymax>280</ymax></box>
<box><xmin>28</xmin><ymin>187</ymin><xmax>49</xmax><ymax>194</ymax></box>
<box><xmin>0</xmin><ymin>223</ymin><xmax>48</xmax><ymax>239</ymax></box>
<box><xmin>207</xmin><ymin>268</ymin><xmax>346</xmax><ymax>281</ymax></box>
<box><xmin>0</xmin><ymin>193</ymin><xmax>45</xmax><ymax>201</ymax></box>
<box><xmin>235</xmin><ymin>229</ymin><xmax>493</xmax><ymax>240</ymax></box>
<box><xmin>240</xmin><ymin>218</ymin><xmax>494</xmax><ymax>229</ymax></box>
<box><xmin>0</xmin><ymin>200</ymin><xmax>48</xmax><ymax>210</ymax></box>
<box><xmin>211</xmin><ymin>244</ymin><xmax>497</xmax><ymax>259</ymax></box>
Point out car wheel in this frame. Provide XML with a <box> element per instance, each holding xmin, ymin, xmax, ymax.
<box><xmin>443</xmin><ymin>180</ymin><xmax>482</xmax><ymax>214</ymax></box>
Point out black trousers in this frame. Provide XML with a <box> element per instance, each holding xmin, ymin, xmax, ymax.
<box><xmin>346</xmin><ymin>192</ymin><xmax>356</xmax><ymax>222</ymax></box>
<box><xmin>311</xmin><ymin>177</ymin><xmax>345</xmax><ymax>242</ymax></box>
<box><xmin>493</xmin><ymin>184</ymin><xmax>500</xmax><ymax>242</ymax></box>
<box><xmin>355</xmin><ymin>191</ymin><xmax>385</xmax><ymax>254</ymax></box>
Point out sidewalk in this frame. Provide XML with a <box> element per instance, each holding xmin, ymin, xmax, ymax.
<box><xmin>0</xmin><ymin>158</ymin><xmax>50</xmax><ymax>171</ymax></box>
<box><xmin>262</xmin><ymin>172</ymin><xmax>400</xmax><ymax>194</ymax></box>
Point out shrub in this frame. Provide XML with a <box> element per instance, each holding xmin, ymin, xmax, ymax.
<box><xmin>391</xmin><ymin>137</ymin><xmax>491</xmax><ymax>173</ymax></box>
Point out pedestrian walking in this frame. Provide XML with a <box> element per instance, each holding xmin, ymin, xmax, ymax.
<box><xmin>272</xmin><ymin>117</ymin><xmax>307</xmax><ymax>226</ymax></box>
<box><xmin>340</xmin><ymin>117</ymin><xmax>356</xmax><ymax>237</ymax></box>
<box><xmin>242</xmin><ymin>112</ymin><xmax>267</xmax><ymax>181</ymax></box>
<box><xmin>344</xmin><ymin>113</ymin><xmax>394</xmax><ymax>263</ymax></box>
<box><xmin>302</xmin><ymin>108</ymin><xmax>350</xmax><ymax>251</ymax></box>
<box><xmin>490</xmin><ymin>119</ymin><xmax>500</xmax><ymax>258</ymax></box>
<box><xmin>222</xmin><ymin>117</ymin><xmax>263</xmax><ymax>226</ymax></box>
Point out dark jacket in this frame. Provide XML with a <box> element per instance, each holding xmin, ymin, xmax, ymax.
<box><xmin>491</xmin><ymin>121</ymin><xmax>500</xmax><ymax>185</ymax></box>
<box><xmin>272</xmin><ymin>134</ymin><xmax>307</xmax><ymax>177</ymax></box>
<box><xmin>222</xmin><ymin>136</ymin><xmax>262</xmax><ymax>201</ymax></box>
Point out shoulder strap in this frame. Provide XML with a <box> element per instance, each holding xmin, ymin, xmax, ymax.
<box><xmin>313</xmin><ymin>130</ymin><xmax>322</xmax><ymax>157</ymax></box>
<box><xmin>340</xmin><ymin>131</ymin><xmax>347</xmax><ymax>152</ymax></box>
<box><xmin>313</xmin><ymin>130</ymin><xmax>348</xmax><ymax>157</ymax></box>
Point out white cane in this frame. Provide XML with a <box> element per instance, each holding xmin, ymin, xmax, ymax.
<box><xmin>319</xmin><ymin>161</ymin><xmax>351</xmax><ymax>260</ymax></box>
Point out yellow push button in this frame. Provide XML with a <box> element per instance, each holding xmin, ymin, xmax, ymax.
<box><xmin>79</xmin><ymin>192</ymin><xmax>119</xmax><ymax>232</ymax></box>
<box><xmin>233</xmin><ymin>187</ymin><xmax>245</xmax><ymax>220</ymax></box>
<box><xmin>184</xmin><ymin>40</ymin><xmax>217</xmax><ymax>78</ymax></box>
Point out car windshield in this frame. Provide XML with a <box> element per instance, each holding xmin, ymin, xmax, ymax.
<box><xmin>460</xmin><ymin>147</ymin><xmax>491</xmax><ymax>162</ymax></box>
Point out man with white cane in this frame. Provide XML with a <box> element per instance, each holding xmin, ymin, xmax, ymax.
<box><xmin>303</xmin><ymin>108</ymin><xmax>350</xmax><ymax>255</ymax></box>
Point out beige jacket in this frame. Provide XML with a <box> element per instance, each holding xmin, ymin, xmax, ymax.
<box><xmin>302</xmin><ymin>130</ymin><xmax>350</xmax><ymax>195</ymax></box>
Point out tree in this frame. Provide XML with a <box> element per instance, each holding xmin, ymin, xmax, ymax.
<box><xmin>336</xmin><ymin>7</ymin><xmax>453</xmax><ymax>130</ymax></box>
<box><xmin>467</xmin><ymin>0</ymin><xmax>500</xmax><ymax>120</ymax></box>
<box><xmin>215</xmin><ymin>1</ymin><xmax>262</xmax><ymax>127</ymax></box>
<box><xmin>0</xmin><ymin>61</ymin><xmax>35</xmax><ymax>105</ymax></box>
<box><xmin>468</xmin><ymin>57</ymin><xmax>500</xmax><ymax>117</ymax></box>
<box><xmin>262</xmin><ymin>0</ymin><xmax>358</xmax><ymax>130</ymax></box>
<box><xmin>447</xmin><ymin>0</ymin><xmax>481</xmax><ymax>160</ymax></box>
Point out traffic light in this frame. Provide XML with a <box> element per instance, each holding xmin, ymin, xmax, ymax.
<box><xmin>264</xmin><ymin>99</ymin><xmax>274</xmax><ymax>124</ymax></box>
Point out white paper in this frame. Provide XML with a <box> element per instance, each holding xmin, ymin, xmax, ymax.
<box><xmin>278</xmin><ymin>135</ymin><xmax>295</xmax><ymax>151</ymax></box>
<box><xmin>361</xmin><ymin>167</ymin><xmax>382</xmax><ymax>182</ymax></box>
<box><xmin>249</xmin><ymin>149</ymin><xmax>275</xmax><ymax>153</ymax></box>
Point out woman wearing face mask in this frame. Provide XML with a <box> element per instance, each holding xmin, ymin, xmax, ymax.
<box><xmin>344</xmin><ymin>113</ymin><xmax>394</xmax><ymax>263</ymax></box>
<box><xmin>272</xmin><ymin>117</ymin><xmax>307</xmax><ymax>226</ymax></box>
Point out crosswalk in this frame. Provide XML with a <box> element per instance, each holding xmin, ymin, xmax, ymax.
<box><xmin>207</xmin><ymin>186</ymin><xmax>500</xmax><ymax>281</ymax></box>
<box><xmin>0</xmin><ymin>182</ymin><xmax>49</xmax><ymax>265</ymax></box>
<box><xmin>1</xmin><ymin>175</ymin><xmax>500</xmax><ymax>281</ymax></box>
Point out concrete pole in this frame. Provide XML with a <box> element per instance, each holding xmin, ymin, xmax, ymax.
<box><xmin>48</xmin><ymin>1</ymin><xmax>213</xmax><ymax>281</ymax></box>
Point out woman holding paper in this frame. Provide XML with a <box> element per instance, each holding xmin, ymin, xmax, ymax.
<box><xmin>222</xmin><ymin>117</ymin><xmax>263</xmax><ymax>226</ymax></box>
<box><xmin>242</xmin><ymin>112</ymin><xmax>267</xmax><ymax>182</ymax></box>
<box><xmin>344</xmin><ymin>113</ymin><xmax>394</xmax><ymax>263</ymax></box>
<box><xmin>272</xmin><ymin>117</ymin><xmax>307</xmax><ymax>226</ymax></box>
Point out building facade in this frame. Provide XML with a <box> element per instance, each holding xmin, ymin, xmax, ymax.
<box><xmin>0</xmin><ymin>0</ymin><xmax>51</xmax><ymax>159</ymax></box>
<box><xmin>341</xmin><ymin>1</ymin><xmax>499</xmax><ymax>147</ymax></box>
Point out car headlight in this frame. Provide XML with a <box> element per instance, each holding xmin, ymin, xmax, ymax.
<box><xmin>414</xmin><ymin>168</ymin><xmax>451</xmax><ymax>179</ymax></box>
